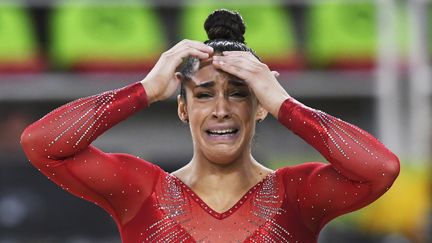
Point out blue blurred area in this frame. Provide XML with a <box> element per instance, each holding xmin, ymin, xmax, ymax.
<box><xmin>0</xmin><ymin>1</ymin><xmax>430</xmax><ymax>243</ymax></box>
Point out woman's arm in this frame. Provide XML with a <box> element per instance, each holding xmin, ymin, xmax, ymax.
<box><xmin>213</xmin><ymin>51</ymin><xmax>400</xmax><ymax>232</ymax></box>
<box><xmin>277</xmin><ymin>98</ymin><xmax>400</xmax><ymax>232</ymax></box>
<box><xmin>20</xmin><ymin>39</ymin><xmax>214</xmax><ymax>225</ymax></box>
<box><xmin>20</xmin><ymin>82</ymin><xmax>161</xmax><ymax>225</ymax></box>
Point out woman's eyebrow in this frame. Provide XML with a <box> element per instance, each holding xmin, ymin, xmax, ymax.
<box><xmin>195</xmin><ymin>80</ymin><xmax>215</xmax><ymax>88</ymax></box>
<box><xmin>192</xmin><ymin>80</ymin><xmax>246</xmax><ymax>89</ymax></box>
<box><xmin>228</xmin><ymin>79</ymin><xmax>247</xmax><ymax>87</ymax></box>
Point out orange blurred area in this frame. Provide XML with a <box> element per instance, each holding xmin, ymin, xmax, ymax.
<box><xmin>353</xmin><ymin>163</ymin><xmax>431</xmax><ymax>242</ymax></box>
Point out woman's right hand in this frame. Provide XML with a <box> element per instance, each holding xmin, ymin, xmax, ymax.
<box><xmin>141</xmin><ymin>39</ymin><xmax>214</xmax><ymax>105</ymax></box>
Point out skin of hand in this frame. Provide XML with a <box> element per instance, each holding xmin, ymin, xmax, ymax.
<box><xmin>212</xmin><ymin>51</ymin><xmax>291</xmax><ymax>118</ymax></box>
<box><xmin>140</xmin><ymin>39</ymin><xmax>214</xmax><ymax>104</ymax></box>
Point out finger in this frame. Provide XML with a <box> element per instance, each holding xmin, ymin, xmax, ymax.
<box><xmin>176</xmin><ymin>48</ymin><xmax>210</xmax><ymax>60</ymax></box>
<box><xmin>216</xmin><ymin>53</ymin><xmax>260</xmax><ymax>66</ymax></box>
<box><xmin>212</xmin><ymin>59</ymin><xmax>249</xmax><ymax>80</ymax></box>
<box><xmin>271</xmin><ymin>71</ymin><xmax>280</xmax><ymax>78</ymax></box>
<box><xmin>177</xmin><ymin>39</ymin><xmax>214</xmax><ymax>54</ymax></box>
<box><xmin>213</xmin><ymin>55</ymin><xmax>257</xmax><ymax>72</ymax></box>
<box><xmin>222</xmin><ymin>51</ymin><xmax>248</xmax><ymax>56</ymax></box>
<box><xmin>222</xmin><ymin>51</ymin><xmax>258</xmax><ymax>59</ymax></box>
<box><xmin>171</xmin><ymin>48</ymin><xmax>210</xmax><ymax>77</ymax></box>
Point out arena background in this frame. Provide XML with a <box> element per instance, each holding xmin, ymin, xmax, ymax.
<box><xmin>0</xmin><ymin>0</ymin><xmax>430</xmax><ymax>242</ymax></box>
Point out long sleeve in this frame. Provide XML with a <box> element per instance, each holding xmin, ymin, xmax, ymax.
<box><xmin>277</xmin><ymin>98</ymin><xmax>400</xmax><ymax>232</ymax></box>
<box><xmin>20</xmin><ymin>81</ymin><xmax>161</xmax><ymax>225</ymax></box>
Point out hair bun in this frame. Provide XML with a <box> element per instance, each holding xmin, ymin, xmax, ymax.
<box><xmin>204</xmin><ymin>9</ymin><xmax>246</xmax><ymax>43</ymax></box>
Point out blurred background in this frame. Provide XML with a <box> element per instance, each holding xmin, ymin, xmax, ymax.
<box><xmin>0</xmin><ymin>0</ymin><xmax>430</xmax><ymax>242</ymax></box>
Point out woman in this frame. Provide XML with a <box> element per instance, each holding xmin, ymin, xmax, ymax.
<box><xmin>20</xmin><ymin>9</ymin><xmax>399</xmax><ymax>243</ymax></box>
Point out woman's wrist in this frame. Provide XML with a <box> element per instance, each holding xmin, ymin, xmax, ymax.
<box><xmin>266</xmin><ymin>93</ymin><xmax>291</xmax><ymax>118</ymax></box>
<box><xmin>140</xmin><ymin>79</ymin><xmax>158</xmax><ymax>105</ymax></box>
<box><xmin>252</xmin><ymin>79</ymin><xmax>291</xmax><ymax>118</ymax></box>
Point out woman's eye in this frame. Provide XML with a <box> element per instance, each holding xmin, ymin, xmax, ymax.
<box><xmin>196</xmin><ymin>93</ymin><xmax>212</xmax><ymax>99</ymax></box>
<box><xmin>230</xmin><ymin>92</ymin><xmax>248</xmax><ymax>98</ymax></box>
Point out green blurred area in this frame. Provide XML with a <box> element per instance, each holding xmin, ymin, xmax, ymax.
<box><xmin>0</xmin><ymin>5</ymin><xmax>36</xmax><ymax>59</ymax></box>
<box><xmin>0</xmin><ymin>0</ymin><xmax>413</xmax><ymax>71</ymax></box>
<box><xmin>50</xmin><ymin>3</ymin><xmax>166</xmax><ymax>69</ymax></box>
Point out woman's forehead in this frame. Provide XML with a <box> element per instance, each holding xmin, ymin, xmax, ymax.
<box><xmin>191</xmin><ymin>64</ymin><xmax>240</xmax><ymax>85</ymax></box>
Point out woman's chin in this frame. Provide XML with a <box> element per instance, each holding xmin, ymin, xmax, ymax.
<box><xmin>202</xmin><ymin>145</ymin><xmax>244</xmax><ymax>165</ymax></box>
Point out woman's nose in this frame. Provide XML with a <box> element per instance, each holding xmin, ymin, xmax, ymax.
<box><xmin>212</xmin><ymin>96</ymin><xmax>231</xmax><ymax>120</ymax></box>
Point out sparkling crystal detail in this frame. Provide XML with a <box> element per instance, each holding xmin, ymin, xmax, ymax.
<box><xmin>145</xmin><ymin>175</ymin><xmax>192</xmax><ymax>242</ymax></box>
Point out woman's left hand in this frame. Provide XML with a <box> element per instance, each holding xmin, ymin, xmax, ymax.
<box><xmin>212</xmin><ymin>51</ymin><xmax>291</xmax><ymax>117</ymax></box>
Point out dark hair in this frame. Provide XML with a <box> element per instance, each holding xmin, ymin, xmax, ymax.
<box><xmin>179</xmin><ymin>9</ymin><xmax>259</xmax><ymax>100</ymax></box>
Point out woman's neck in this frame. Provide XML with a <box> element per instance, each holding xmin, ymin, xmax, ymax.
<box><xmin>173</xmin><ymin>151</ymin><xmax>272</xmax><ymax>196</ymax></box>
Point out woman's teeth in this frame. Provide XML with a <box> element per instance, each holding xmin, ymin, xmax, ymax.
<box><xmin>207</xmin><ymin>129</ymin><xmax>238</xmax><ymax>135</ymax></box>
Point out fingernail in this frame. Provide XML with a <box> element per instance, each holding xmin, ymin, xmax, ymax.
<box><xmin>213</xmin><ymin>59</ymin><xmax>224</xmax><ymax>65</ymax></box>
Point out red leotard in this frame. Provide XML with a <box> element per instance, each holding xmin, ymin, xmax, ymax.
<box><xmin>20</xmin><ymin>81</ymin><xmax>400</xmax><ymax>243</ymax></box>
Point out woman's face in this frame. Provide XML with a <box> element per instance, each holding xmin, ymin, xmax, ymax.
<box><xmin>177</xmin><ymin>62</ymin><xmax>267</xmax><ymax>165</ymax></box>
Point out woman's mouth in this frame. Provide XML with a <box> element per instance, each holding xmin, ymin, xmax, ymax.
<box><xmin>205</xmin><ymin>128</ymin><xmax>240</xmax><ymax>142</ymax></box>
<box><xmin>206</xmin><ymin>128</ymin><xmax>239</xmax><ymax>136</ymax></box>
